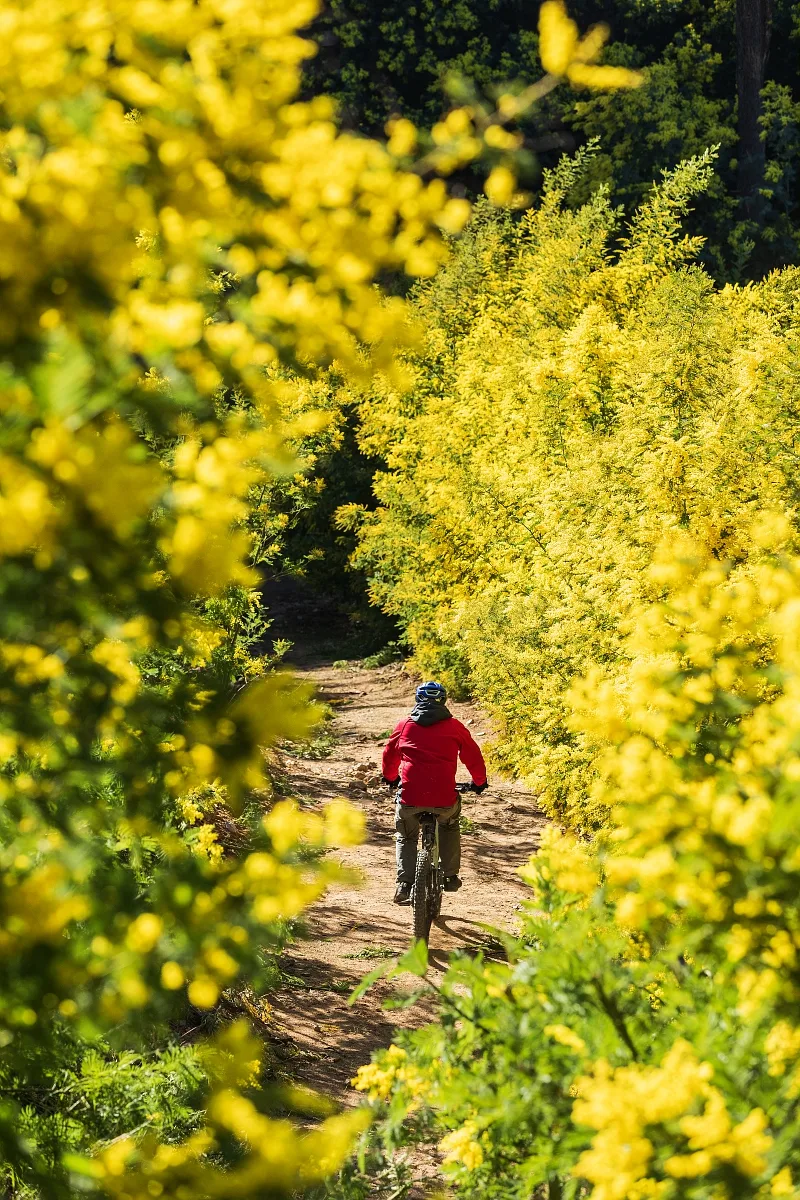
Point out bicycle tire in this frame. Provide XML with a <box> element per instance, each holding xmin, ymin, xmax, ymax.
<box><xmin>413</xmin><ymin>843</ymin><xmax>433</xmax><ymax>942</ymax></box>
<box><xmin>432</xmin><ymin>868</ymin><xmax>443</xmax><ymax>919</ymax></box>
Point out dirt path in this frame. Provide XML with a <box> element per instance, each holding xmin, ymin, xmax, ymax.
<box><xmin>268</xmin><ymin>655</ymin><xmax>546</xmax><ymax>1105</ymax></box>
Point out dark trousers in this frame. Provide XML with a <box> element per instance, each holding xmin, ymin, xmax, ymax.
<box><xmin>395</xmin><ymin>798</ymin><xmax>461</xmax><ymax>882</ymax></box>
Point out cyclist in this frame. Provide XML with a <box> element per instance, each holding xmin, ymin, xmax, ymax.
<box><xmin>382</xmin><ymin>681</ymin><xmax>488</xmax><ymax>906</ymax></box>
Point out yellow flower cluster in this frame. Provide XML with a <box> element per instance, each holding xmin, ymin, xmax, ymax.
<box><xmin>765</xmin><ymin>1167</ymin><xmax>798</xmax><ymax>1198</ymax></box>
<box><xmin>352</xmin><ymin>1043</ymin><xmax>430</xmax><ymax>1106</ymax></box>
<box><xmin>574</xmin><ymin>1041</ymin><xmax>771</xmax><ymax>1198</ymax></box>
<box><xmin>175</xmin><ymin>780</ymin><xmax>227</xmax><ymax>827</ymax></box>
<box><xmin>567</xmin><ymin>537</ymin><xmax>800</xmax><ymax>987</ymax></box>
<box><xmin>193</xmin><ymin>823</ymin><xmax>224</xmax><ymax>865</ymax></box>
<box><xmin>0</xmin><ymin>455</ymin><xmax>61</xmax><ymax>559</ymax></box>
<box><xmin>520</xmin><ymin>825</ymin><xmax>599</xmax><ymax>899</ymax></box>
<box><xmin>29</xmin><ymin>419</ymin><xmax>164</xmax><ymax>540</ymax></box>
<box><xmin>0</xmin><ymin>0</ymin><xmax>469</xmax><ymax>383</ymax></box>
<box><xmin>264</xmin><ymin>797</ymin><xmax>365</xmax><ymax>855</ymax></box>
<box><xmin>766</xmin><ymin>1022</ymin><xmax>800</xmax><ymax>1093</ymax></box>
<box><xmin>539</xmin><ymin>1</ymin><xmax>643</xmax><ymax>90</ymax></box>
<box><xmin>162</xmin><ymin>431</ymin><xmax>273</xmax><ymax>596</ymax></box>
<box><xmin>0</xmin><ymin>413</ymin><xmax>164</xmax><ymax>563</ymax></box>
<box><xmin>439</xmin><ymin>1119</ymin><xmax>486</xmax><ymax>1172</ymax></box>
<box><xmin>0</xmin><ymin>859</ymin><xmax>90</xmax><ymax>959</ymax></box>
<box><xmin>544</xmin><ymin>1023</ymin><xmax>587</xmax><ymax>1054</ymax></box>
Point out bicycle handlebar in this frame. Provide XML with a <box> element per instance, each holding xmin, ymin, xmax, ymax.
<box><xmin>386</xmin><ymin>780</ymin><xmax>483</xmax><ymax>793</ymax></box>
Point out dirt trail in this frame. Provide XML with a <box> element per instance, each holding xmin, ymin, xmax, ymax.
<box><xmin>269</xmin><ymin>654</ymin><xmax>546</xmax><ymax>1104</ymax></box>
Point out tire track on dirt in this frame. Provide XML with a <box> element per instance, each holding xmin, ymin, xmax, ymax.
<box><xmin>268</xmin><ymin>656</ymin><xmax>546</xmax><ymax>1105</ymax></box>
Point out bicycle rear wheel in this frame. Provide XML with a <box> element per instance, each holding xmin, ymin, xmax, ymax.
<box><xmin>432</xmin><ymin>865</ymin><xmax>443</xmax><ymax>918</ymax></box>
<box><xmin>412</xmin><ymin>844</ymin><xmax>434</xmax><ymax>942</ymax></box>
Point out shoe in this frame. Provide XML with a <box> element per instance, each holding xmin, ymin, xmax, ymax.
<box><xmin>443</xmin><ymin>876</ymin><xmax>462</xmax><ymax>892</ymax></box>
<box><xmin>393</xmin><ymin>882</ymin><xmax>412</xmax><ymax>905</ymax></box>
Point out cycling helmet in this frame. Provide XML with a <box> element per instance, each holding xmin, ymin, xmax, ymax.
<box><xmin>415</xmin><ymin>680</ymin><xmax>447</xmax><ymax>703</ymax></box>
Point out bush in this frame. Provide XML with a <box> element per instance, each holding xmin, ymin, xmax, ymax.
<box><xmin>0</xmin><ymin>0</ymin><xmax>468</xmax><ymax>1191</ymax></box>
<box><xmin>355</xmin><ymin>532</ymin><xmax>800</xmax><ymax>1197</ymax></box>
<box><xmin>348</xmin><ymin>147</ymin><xmax>800</xmax><ymax>831</ymax></box>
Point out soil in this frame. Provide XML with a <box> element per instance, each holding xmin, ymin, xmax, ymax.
<box><xmin>267</xmin><ymin>652</ymin><xmax>547</xmax><ymax>1107</ymax></box>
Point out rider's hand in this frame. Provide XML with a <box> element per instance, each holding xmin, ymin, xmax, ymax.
<box><xmin>383</xmin><ymin>775</ymin><xmax>400</xmax><ymax>787</ymax></box>
<box><xmin>472</xmin><ymin>780</ymin><xmax>488</xmax><ymax>794</ymax></box>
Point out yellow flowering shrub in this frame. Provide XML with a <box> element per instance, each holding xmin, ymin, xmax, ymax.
<box><xmin>520</xmin><ymin>825</ymin><xmax>599</xmax><ymax>899</ymax></box>
<box><xmin>0</xmin><ymin>0</ymin><xmax>504</xmax><ymax>1191</ymax></box>
<box><xmin>348</xmin><ymin>144</ymin><xmax>800</xmax><ymax>832</ymax></box>
<box><xmin>355</xmin><ymin>536</ymin><xmax>800</xmax><ymax>1197</ymax></box>
<box><xmin>344</xmin><ymin>138</ymin><xmax>800</xmax><ymax>1197</ymax></box>
<box><xmin>570</xmin><ymin>537</ymin><xmax>800</xmax><ymax>1018</ymax></box>
<box><xmin>574</xmin><ymin>1042</ymin><xmax>770</xmax><ymax>1197</ymax></box>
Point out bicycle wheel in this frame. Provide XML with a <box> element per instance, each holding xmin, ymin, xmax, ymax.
<box><xmin>412</xmin><ymin>843</ymin><xmax>433</xmax><ymax>942</ymax></box>
<box><xmin>432</xmin><ymin>863</ymin><xmax>443</xmax><ymax>919</ymax></box>
<box><xmin>431</xmin><ymin>822</ymin><xmax>443</xmax><ymax>920</ymax></box>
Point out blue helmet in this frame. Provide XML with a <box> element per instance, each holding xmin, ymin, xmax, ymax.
<box><xmin>415</xmin><ymin>680</ymin><xmax>447</xmax><ymax>704</ymax></box>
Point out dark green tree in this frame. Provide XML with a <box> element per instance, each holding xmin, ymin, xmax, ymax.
<box><xmin>737</xmin><ymin>0</ymin><xmax>774</xmax><ymax>215</ymax></box>
<box><xmin>304</xmin><ymin>0</ymin><xmax>800</xmax><ymax>278</ymax></box>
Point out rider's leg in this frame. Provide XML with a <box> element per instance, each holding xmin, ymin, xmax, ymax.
<box><xmin>437</xmin><ymin>798</ymin><xmax>462</xmax><ymax>878</ymax></box>
<box><xmin>395</xmin><ymin>799</ymin><xmax>421</xmax><ymax>883</ymax></box>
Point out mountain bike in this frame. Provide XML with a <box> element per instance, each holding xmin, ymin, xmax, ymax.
<box><xmin>412</xmin><ymin>782</ymin><xmax>475</xmax><ymax>944</ymax></box>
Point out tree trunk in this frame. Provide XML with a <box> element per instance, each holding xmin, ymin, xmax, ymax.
<box><xmin>736</xmin><ymin>0</ymin><xmax>773</xmax><ymax>218</ymax></box>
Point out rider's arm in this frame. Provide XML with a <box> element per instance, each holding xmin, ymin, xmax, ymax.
<box><xmin>456</xmin><ymin>722</ymin><xmax>488</xmax><ymax>787</ymax></box>
<box><xmin>381</xmin><ymin>721</ymin><xmax>404</xmax><ymax>783</ymax></box>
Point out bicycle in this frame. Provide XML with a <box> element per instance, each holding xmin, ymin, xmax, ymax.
<box><xmin>411</xmin><ymin>782</ymin><xmax>476</xmax><ymax>945</ymax></box>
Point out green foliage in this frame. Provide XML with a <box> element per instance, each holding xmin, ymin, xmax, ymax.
<box><xmin>343</xmin><ymin>947</ymin><xmax>397</xmax><ymax>960</ymax></box>
<box><xmin>264</xmin><ymin>389</ymin><xmax>402</xmax><ymax>655</ymax></box>
<box><xmin>361</xmin><ymin>641</ymin><xmax>406</xmax><ymax>668</ymax></box>
<box><xmin>306</xmin><ymin>0</ymin><xmax>541</xmax><ymax>133</ymax></box>
<box><xmin>309</xmin><ymin>1135</ymin><xmax>413</xmax><ymax>1200</ymax></box>
<box><xmin>4</xmin><ymin>1036</ymin><xmax>204</xmax><ymax>1197</ymax></box>
<box><xmin>283</xmin><ymin>703</ymin><xmax>338</xmax><ymax>759</ymax></box>
<box><xmin>307</xmin><ymin>0</ymin><xmax>800</xmax><ymax>277</ymax></box>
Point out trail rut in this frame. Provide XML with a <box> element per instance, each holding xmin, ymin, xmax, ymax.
<box><xmin>268</xmin><ymin>655</ymin><xmax>546</xmax><ymax>1105</ymax></box>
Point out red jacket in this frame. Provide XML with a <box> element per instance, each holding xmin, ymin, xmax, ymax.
<box><xmin>382</xmin><ymin>713</ymin><xmax>487</xmax><ymax>807</ymax></box>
